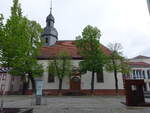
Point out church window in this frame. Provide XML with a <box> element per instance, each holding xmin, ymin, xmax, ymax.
<box><xmin>97</xmin><ymin>68</ymin><xmax>104</xmax><ymax>83</ymax></box>
<box><xmin>48</xmin><ymin>73</ymin><xmax>55</xmax><ymax>83</ymax></box>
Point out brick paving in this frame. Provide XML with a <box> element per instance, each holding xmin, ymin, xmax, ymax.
<box><xmin>1</xmin><ymin>95</ymin><xmax>150</xmax><ymax>113</ymax></box>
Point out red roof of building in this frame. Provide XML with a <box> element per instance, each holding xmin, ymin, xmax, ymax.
<box><xmin>38</xmin><ymin>40</ymin><xmax>111</xmax><ymax>59</ymax></box>
<box><xmin>132</xmin><ymin>55</ymin><xmax>150</xmax><ymax>59</ymax></box>
<box><xmin>128</xmin><ymin>62</ymin><xmax>150</xmax><ymax>67</ymax></box>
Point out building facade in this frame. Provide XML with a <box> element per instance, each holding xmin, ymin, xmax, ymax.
<box><xmin>0</xmin><ymin>68</ymin><xmax>22</xmax><ymax>94</ymax></box>
<box><xmin>28</xmin><ymin>8</ymin><xmax>125</xmax><ymax>95</ymax></box>
<box><xmin>129</xmin><ymin>55</ymin><xmax>150</xmax><ymax>91</ymax></box>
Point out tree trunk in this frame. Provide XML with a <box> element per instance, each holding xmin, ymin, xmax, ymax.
<box><xmin>29</xmin><ymin>74</ymin><xmax>36</xmax><ymax>94</ymax></box>
<box><xmin>112</xmin><ymin>58</ymin><xmax>119</xmax><ymax>94</ymax></box>
<box><xmin>22</xmin><ymin>81</ymin><xmax>27</xmax><ymax>95</ymax></box>
<box><xmin>21</xmin><ymin>76</ymin><xmax>27</xmax><ymax>95</ymax></box>
<box><xmin>58</xmin><ymin>78</ymin><xmax>63</xmax><ymax>95</ymax></box>
<box><xmin>91</xmin><ymin>71</ymin><xmax>95</xmax><ymax>95</ymax></box>
<box><xmin>114</xmin><ymin>68</ymin><xmax>118</xmax><ymax>94</ymax></box>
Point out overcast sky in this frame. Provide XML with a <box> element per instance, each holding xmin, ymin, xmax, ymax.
<box><xmin>0</xmin><ymin>0</ymin><xmax>150</xmax><ymax>58</ymax></box>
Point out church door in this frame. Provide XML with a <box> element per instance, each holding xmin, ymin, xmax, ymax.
<box><xmin>70</xmin><ymin>76</ymin><xmax>81</xmax><ymax>91</ymax></box>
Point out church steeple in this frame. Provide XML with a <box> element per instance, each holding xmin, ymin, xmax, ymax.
<box><xmin>42</xmin><ymin>0</ymin><xmax>58</xmax><ymax>46</ymax></box>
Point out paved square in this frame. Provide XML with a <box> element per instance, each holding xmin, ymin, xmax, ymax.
<box><xmin>1</xmin><ymin>95</ymin><xmax>150</xmax><ymax>113</ymax></box>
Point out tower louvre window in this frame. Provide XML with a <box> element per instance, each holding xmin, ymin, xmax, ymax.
<box><xmin>45</xmin><ymin>38</ymin><xmax>48</xmax><ymax>44</ymax></box>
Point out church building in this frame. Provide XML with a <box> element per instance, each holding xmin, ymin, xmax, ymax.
<box><xmin>31</xmin><ymin>6</ymin><xmax>125</xmax><ymax>95</ymax></box>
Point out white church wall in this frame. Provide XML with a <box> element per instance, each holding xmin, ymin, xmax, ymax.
<box><xmin>80</xmin><ymin>70</ymin><xmax>123</xmax><ymax>90</ymax></box>
<box><xmin>38</xmin><ymin>60</ymin><xmax>124</xmax><ymax>90</ymax></box>
<box><xmin>38</xmin><ymin>60</ymin><xmax>70</xmax><ymax>90</ymax></box>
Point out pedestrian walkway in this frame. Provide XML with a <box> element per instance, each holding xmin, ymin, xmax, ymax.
<box><xmin>1</xmin><ymin>95</ymin><xmax>150</xmax><ymax>113</ymax></box>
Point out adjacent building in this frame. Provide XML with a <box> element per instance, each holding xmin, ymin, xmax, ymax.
<box><xmin>0</xmin><ymin>67</ymin><xmax>22</xmax><ymax>94</ymax></box>
<box><xmin>128</xmin><ymin>55</ymin><xmax>150</xmax><ymax>91</ymax></box>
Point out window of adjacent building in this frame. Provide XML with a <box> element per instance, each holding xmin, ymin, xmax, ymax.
<box><xmin>96</xmin><ymin>68</ymin><xmax>104</xmax><ymax>83</ymax></box>
<box><xmin>136</xmin><ymin>70</ymin><xmax>139</xmax><ymax>79</ymax></box>
<box><xmin>139</xmin><ymin>70</ymin><xmax>142</xmax><ymax>78</ymax></box>
<box><xmin>133</xmin><ymin>70</ymin><xmax>136</xmax><ymax>79</ymax></box>
<box><xmin>143</xmin><ymin>71</ymin><xmax>145</xmax><ymax>79</ymax></box>
<box><xmin>147</xmin><ymin>70</ymin><xmax>150</xmax><ymax>79</ymax></box>
<box><xmin>48</xmin><ymin>73</ymin><xmax>55</xmax><ymax>83</ymax></box>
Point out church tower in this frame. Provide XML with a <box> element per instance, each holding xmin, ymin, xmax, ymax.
<box><xmin>42</xmin><ymin>0</ymin><xmax>58</xmax><ymax>46</ymax></box>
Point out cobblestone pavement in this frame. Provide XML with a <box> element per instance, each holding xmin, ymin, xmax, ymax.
<box><xmin>1</xmin><ymin>95</ymin><xmax>150</xmax><ymax>113</ymax></box>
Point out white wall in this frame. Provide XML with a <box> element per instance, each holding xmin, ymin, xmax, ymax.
<box><xmin>38</xmin><ymin>60</ymin><xmax>124</xmax><ymax>90</ymax></box>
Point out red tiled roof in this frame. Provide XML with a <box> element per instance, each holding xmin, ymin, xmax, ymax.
<box><xmin>128</xmin><ymin>62</ymin><xmax>150</xmax><ymax>67</ymax></box>
<box><xmin>38</xmin><ymin>40</ymin><xmax>111</xmax><ymax>59</ymax></box>
<box><xmin>132</xmin><ymin>55</ymin><xmax>150</xmax><ymax>59</ymax></box>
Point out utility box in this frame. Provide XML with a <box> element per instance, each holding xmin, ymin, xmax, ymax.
<box><xmin>124</xmin><ymin>79</ymin><xmax>145</xmax><ymax>106</ymax></box>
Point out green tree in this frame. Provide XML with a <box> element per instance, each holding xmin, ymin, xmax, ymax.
<box><xmin>48</xmin><ymin>50</ymin><xmax>72</xmax><ymax>95</ymax></box>
<box><xmin>0</xmin><ymin>0</ymin><xmax>44</xmax><ymax>94</ymax></box>
<box><xmin>76</xmin><ymin>25</ymin><xmax>106</xmax><ymax>94</ymax></box>
<box><xmin>105</xmin><ymin>43</ymin><xmax>130</xmax><ymax>94</ymax></box>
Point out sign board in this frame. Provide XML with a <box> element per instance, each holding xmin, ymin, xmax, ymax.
<box><xmin>35</xmin><ymin>80</ymin><xmax>43</xmax><ymax>96</ymax></box>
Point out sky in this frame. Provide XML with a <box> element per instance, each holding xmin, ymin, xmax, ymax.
<box><xmin>0</xmin><ymin>0</ymin><xmax>150</xmax><ymax>58</ymax></box>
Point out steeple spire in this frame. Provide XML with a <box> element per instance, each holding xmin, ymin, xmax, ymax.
<box><xmin>50</xmin><ymin>0</ymin><xmax>52</xmax><ymax>14</ymax></box>
<box><xmin>42</xmin><ymin>0</ymin><xmax>58</xmax><ymax>46</ymax></box>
